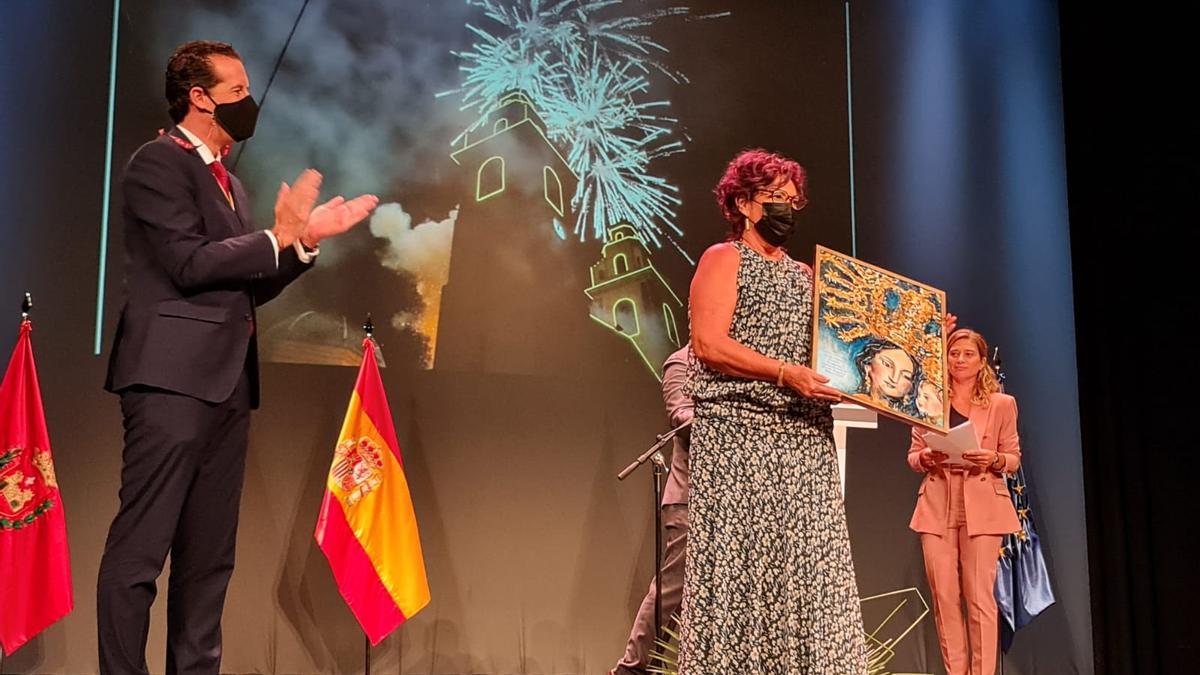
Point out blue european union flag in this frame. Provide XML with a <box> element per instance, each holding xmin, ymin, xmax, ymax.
<box><xmin>995</xmin><ymin>466</ymin><xmax>1056</xmax><ymax>651</ymax></box>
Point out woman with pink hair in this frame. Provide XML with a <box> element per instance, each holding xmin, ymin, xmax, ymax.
<box><xmin>681</xmin><ymin>148</ymin><xmax>867</xmax><ymax>673</ymax></box>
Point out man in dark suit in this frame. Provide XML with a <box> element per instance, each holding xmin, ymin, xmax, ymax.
<box><xmin>98</xmin><ymin>40</ymin><xmax>377</xmax><ymax>675</ymax></box>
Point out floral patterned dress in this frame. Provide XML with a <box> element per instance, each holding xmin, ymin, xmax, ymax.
<box><xmin>680</xmin><ymin>241</ymin><xmax>867</xmax><ymax>674</ymax></box>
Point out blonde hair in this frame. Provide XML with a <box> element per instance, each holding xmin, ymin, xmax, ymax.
<box><xmin>947</xmin><ymin>328</ymin><xmax>999</xmax><ymax>408</ymax></box>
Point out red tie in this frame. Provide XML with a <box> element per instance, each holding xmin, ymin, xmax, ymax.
<box><xmin>159</xmin><ymin>131</ymin><xmax>235</xmax><ymax>208</ymax></box>
<box><xmin>209</xmin><ymin>160</ymin><xmax>231</xmax><ymax>194</ymax></box>
<box><xmin>208</xmin><ymin>161</ymin><xmax>235</xmax><ymax>209</ymax></box>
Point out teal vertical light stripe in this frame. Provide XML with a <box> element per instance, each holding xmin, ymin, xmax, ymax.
<box><xmin>844</xmin><ymin>1</ymin><xmax>857</xmax><ymax>257</ymax></box>
<box><xmin>94</xmin><ymin>0</ymin><xmax>121</xmax><ymax>355</ymax></box>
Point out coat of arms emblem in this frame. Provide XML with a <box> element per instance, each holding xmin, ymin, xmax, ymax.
<box><xmin>331</xmin><ymin>437</ymin><xmax>385</xmax><ymax>507</ymax></box>
<box><xmin>0</xmin><ymin>446</ymin><xmax>57</xmax><ymax>529</ymax></box>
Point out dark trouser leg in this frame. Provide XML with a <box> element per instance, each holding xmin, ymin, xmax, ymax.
<box><xmin>165</xmin><ymin>376</ymin><xmax>250</xmax><ymax>675</ymax></box>
<box><xmin>97</xmin><ymin>377</ymin><xmax>250</xmax><ymax>675</ymax></box>
<box><xmin>615</xmin><ymin>504</ymin><xmax>689</xmax><ymax>675</ymax></box>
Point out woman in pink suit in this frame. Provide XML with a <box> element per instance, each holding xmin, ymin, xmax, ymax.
<box><xmin>908</xmin><ymin>328</ymin><xmax>1021</xmax><ymax>675</ymax></box>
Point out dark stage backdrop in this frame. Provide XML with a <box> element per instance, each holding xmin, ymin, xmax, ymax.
<box><xmin>1</xmin><ymin>1</ymin><xmax>1086</xmax><ymax>673</ymax></box>
<box><xmin>848</xmin><ymin>2</ymin><xmax>1090</xmax><ymax>673</ymax></box>
<box><xmin>1060</xmin><ymin>3</ymin><xmax>1200</xmax><ymax>674</ymax></box>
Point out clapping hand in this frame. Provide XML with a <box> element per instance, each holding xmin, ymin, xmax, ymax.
<box><xmin>299</xmin><ymin>193</ymin><xmax>380</xmax><ymax>248</ymax></box>
<box><xmin>271</xmin><ymin>169</ymin><xmax>323</xmax><ymax>248</ymax></box>
<box><xmin>271</xmin><ymin>169</ymin><xmax>379</xmax><ymax>249</ymax></box>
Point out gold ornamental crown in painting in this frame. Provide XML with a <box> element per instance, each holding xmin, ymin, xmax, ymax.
<box><xmin>819</xmin><ymin>252</ymin><xmax>944</xmax><ymax>386</ymax></box>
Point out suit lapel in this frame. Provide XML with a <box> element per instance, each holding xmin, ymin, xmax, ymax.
<box><xmin>165</xmin><ymin>127</ymin><xmax>248</xmax><ymax>235</ymax></box>
<box><xmin>968</xmin><ymin>400</ymin><xmax>994</xmax><ymax>449</ymax></box>
<box><xmin>228</xmin><ymin>174</ymin><xmax>252</xmax><ymax>235</ymax></box>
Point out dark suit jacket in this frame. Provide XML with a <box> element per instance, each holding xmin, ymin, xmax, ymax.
<box><xmin>105</xmin><ymin>127</ymin><xmax>312</xmax><ymax>408</ymax></box>
<box><xmin>661</xmin><ymin>347</ymin><xmax>692</xmax><ymax>506</ymax></box>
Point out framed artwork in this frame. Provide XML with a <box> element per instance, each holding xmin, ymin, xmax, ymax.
<box><xmin>811</xmin><ymin>246</ymin><xmax>948</xmax><ymax>432</ymax></box>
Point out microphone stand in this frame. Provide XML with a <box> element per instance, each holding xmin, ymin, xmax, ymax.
<box><xmin>617</xmin><ymin>419</ymin><xmax>691</xmax><ymax>641</ymax></box>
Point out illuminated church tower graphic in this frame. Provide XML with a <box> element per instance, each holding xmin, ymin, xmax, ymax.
<box><xmin>585</xmin><ymin>223</ymin><xmax>684</xmax><ymax>381</ymax></box>
<box><xmin>436</xmin><ymin>91</ymin><xmax>617</xmax><ymax>377</ymax></box>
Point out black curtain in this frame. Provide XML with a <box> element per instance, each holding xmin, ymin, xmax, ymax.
<box><xmin>1061</xmin><ymin>4</ymin><xmax>1199</xmax><ymax>674</ymax></box>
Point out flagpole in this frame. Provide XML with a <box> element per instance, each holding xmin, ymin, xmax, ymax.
<box><xmin>2</xmin><ymin>294</ymin><xmax>21</xmax><ymax>669</ymax></box>
<box><xmin>1</xmin><ymin>291</ymin><xmax>29</xmax><ymax>670</ymax></box>
<box><xmin>362</xmin><ymin>313</ymin><xmax>375</xmax><ymax>675</ymax></box>
<box><xmin>364</xmin><ymin>633</ymin><xmax>371</xmax><ymax>675</ymax></box>
<box><xmin>993</xmin><ymin>347</ymin><xmax>1006</xmax><ymax>675</ymax></box>
<box><xmin>4</xmin><ymin>291</ymin><xmax>31</xmax><ymax>672</ymax></box>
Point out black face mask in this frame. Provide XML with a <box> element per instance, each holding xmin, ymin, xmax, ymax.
<box><xmin>753</xmin><ymin>201</ymin><xmax>802</xmax><ymax>246</ymax></box>
<box><xmin>200</xmin><ymin>92</ymin><xmax>259</xmax><ymax>143</ymax></box>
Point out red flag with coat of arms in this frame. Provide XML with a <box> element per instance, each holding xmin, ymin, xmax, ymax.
<box><xmin>0</xmin><ymin>319</ymin><xmax>73</xmax><ymax>654</ymax></box>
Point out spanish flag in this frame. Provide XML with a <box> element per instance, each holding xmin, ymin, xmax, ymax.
<box><xmin>314</xmin><ymin>338</ymin><xmax>429</xmax><ymax>644</ymax></box>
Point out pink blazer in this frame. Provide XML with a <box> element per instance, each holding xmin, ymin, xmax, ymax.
<box><xmin>908</xmin><ymin>392</ymin><xmax>1021</xmax><ymax>537</ymax></box>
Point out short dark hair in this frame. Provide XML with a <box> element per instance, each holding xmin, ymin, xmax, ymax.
<box><xmin>165</xmin><ymin>40</ymin><xmax>241</xmax><ymax>123</ymax></box>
